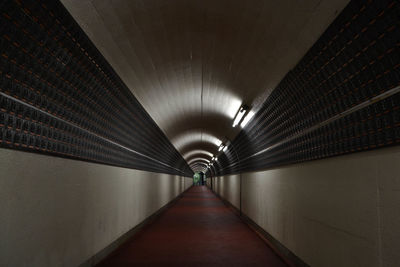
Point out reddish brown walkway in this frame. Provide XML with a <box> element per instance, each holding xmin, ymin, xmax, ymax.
<box><xmin>97</xmin><ymin>186</ymin><xmax>287</xmax><ymax>267</ymax></box>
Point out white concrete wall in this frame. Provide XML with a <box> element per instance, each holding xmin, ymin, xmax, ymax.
<box><xmin>213</xmin><ymin>174</ymin><xmax>241</xmax><ymax>209</ymax></box>
<box><xmin>213</xmin><ymin>146</ymin><xmax>400</xmax><ymax>267</ymax></box>
<box><xmin>184</xmin><ymin>177</ymin><xmax>193</xmax><ymax>191</ymax></box>
<box><xmin>0</xmin><ymin>149</ymin><xmax>188</xmax><ymax>267</ymax></box>
<box><xmin>206</xmin><ymin>177</ymin><xmax>211</xmax><ymax>187</ymax></box>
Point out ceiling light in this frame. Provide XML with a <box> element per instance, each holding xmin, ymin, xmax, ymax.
<box><xmin>223</xmin><ymin>145</ymin><xmax>228</xmax><ymax>152</ymax></box>
<box><xmin>240</xmin><ymin>110</ymin><xmax>255</xmax><ymax>128</ymax></box>
<box><xmin>218</xmin><ymin>143</ymin><xmax>226</xmax><ymax>152</ymax></box>
<box><xmin>232</xmin><ymin>105</ymin><xmax>248</xmax><ymax>127</ymax></box>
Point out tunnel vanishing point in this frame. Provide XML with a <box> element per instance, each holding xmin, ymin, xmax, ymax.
<box><xmin>1</xmin><ymin>0</ymin><xmax>400</xmax><ymax>266</ymax></box>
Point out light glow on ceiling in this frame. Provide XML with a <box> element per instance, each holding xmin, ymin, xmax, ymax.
<box><xmin>172</xmin><ymin>131</ymin><xmax>222</xmax><ymax>151</ymax></box>
<box><xmin>188</xmin><ymin>157</ymin><xmax>210</xmax><ymax>165</ymax></box>
<box><xmin>225</xmin><ymin>98</ymin><xmax>242</xmax><ymax>119</ymax></box>
<box><xmin>189</xmin><ymin>163</ymin><xmax>209</xmax><ymax>169</ymax></box>
<box><xmin>183</xmin><ymin>150</ymin><xmax>213</xmax><ymax>160</ymax></box>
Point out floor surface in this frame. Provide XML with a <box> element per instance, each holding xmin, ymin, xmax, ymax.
<box><xmin>97</xmin><ymin>186</ymin><xmax>288</xmax><ymax>267</ymax></box>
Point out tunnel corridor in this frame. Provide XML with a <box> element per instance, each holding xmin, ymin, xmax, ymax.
<box><xmin>97</xmin><ymin>186</ymin><xmax>287</xmax><ymax>267</ymax></box>
<box><xmin>1</xmin><ymin>0</ymin><xmax>400</xmax><ymax>266</ymax></box>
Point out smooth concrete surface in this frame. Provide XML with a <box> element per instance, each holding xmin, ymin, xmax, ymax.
<box><xmin>211</xmin><ymin>146</ymin><xmax>400</xmax><ymax>267</ymax></box>
<box><xmin>213</xmin><ymin>174</ymin><xmax>241</xmax><ymax>209</ymax></box>
<box><xmin>0</xmin><ymin>149</ymin><xmax>192</xmax><ymax>267</ymax></box>
<box><xmin>184</xmin><ymin>177</ymin><xmax>193</xmax><ymax>191</ymax></box>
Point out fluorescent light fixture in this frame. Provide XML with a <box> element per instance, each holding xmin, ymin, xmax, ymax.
<box><xmin>223</xmin><ymin>145</ymin><xmax>228</xmax><ymax>152</ymax></box>
<box><xmin>218</xmin><ymin>143</ymin><xmax>226</xmax><ymax>152</ymax></box>
<box><xmin>232</xmin><ymin>105</ymin><xmax>248</xmax><ymax>127</ymax></box>
<box><xmin>240</xmin><ymin>110</ymin><xmax>255</xmax><ymax>128</ymax></box>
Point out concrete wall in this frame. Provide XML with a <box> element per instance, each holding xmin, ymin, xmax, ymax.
<box><xmin>206</xmin><ymin>177</ymin><xmax>211</xmax><ymax>187</ymax></box>
<box><xmin>212</xmin><ymin>146</ymin><xmax>400</xmax><ymax>267</ymax></box>
<box><xmin>184</xmin><ymin>177</ymin><xmax>193</xmax><ymax>191</ymax></box>
<box><xmin>213</xmin><ymin>174</ymin><xmax>241</xmax><ymax>209</ymax></box>
<box><xmin>0</xmin><ymin>149</ymin><xmax>190</xmax><ymax>267</ymax></box>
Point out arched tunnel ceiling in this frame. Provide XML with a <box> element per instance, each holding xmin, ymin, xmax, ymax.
<box><xmin>183</xmin><ymin>150</ymin><xmax>213</xmax><ymax>161</ymax></box>
<box><xmin>61</xmin><ymin>0</ymin><xmax>349</xmax><ymax>171</ymax></box>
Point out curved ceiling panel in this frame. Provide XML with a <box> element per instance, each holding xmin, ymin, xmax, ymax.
<box><xmin>187</xmin><ymin>156</ymin><xmax>212</xmax><ymax>166</ymax></box>
<box><xmin>162</xmin><ymin>113</ymin><xmax>237</xmax><ymax>147</ymax></box>
<box><xmin>61</xmin><ymin>0</ymin><xmax>350</xmax><ymax>172</ymax></box>
<box><xmin>188</xmin><ymin>158</ymin><xmax>210</xmax><ymax>165</ymax></box>
<box><xmin>191</xmin><ymin>161</ymin><xmax>208</xmax><ymax>172</ymax></box>
<box><xmin>191</xmin><ymin>159</ymin><xmax>208</xmax><ymax>164</ymax></box>
<box><xmin>172</xmin><ymin>130</ymin><xmax>222</xmax><ymax>152</ymax></box>
<box><xmin>183</xmin><ymin>150</ymin><xmax>214</xmax><ymax>160</ymax></box>
<box><xmin>190</xmin><ymin>161</ymin><xmax>209</xmax><ymax>172</ymax></box>
<box><xmin>179</xmin><ymin>142</ymin><xmax>220</xmax><ymax>159</ymax></box>
<box><xmin>189</xmin><ymin>164</ymin><xmax>209</xmax><ymax>170</ymax></box>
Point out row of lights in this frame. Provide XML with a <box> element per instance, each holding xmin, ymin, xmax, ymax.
<box><xmin>218</xmin><ymin>143</ymin><xmax>227</xmax><ymax>152</ymax></box>
<box><xmin>207</xmin><ymin>151</ymin><xmax>220</xmax><ymax>170</ymax></box>
<box><xmin>206</xmin><ymin>104</ymin><xmax>254</xmax><ymax>171</ymax></box>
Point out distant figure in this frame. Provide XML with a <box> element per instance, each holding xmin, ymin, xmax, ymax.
<box><xmin>193</xmin><ymin>172</ymin><xmax>205</xmax><ymax>186</ymax></box>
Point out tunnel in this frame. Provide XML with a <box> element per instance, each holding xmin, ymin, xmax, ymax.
<box><xmin>0</xmin><ymin>0</ymin><xmax>399</xmax><ymax>266</ymax></box>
